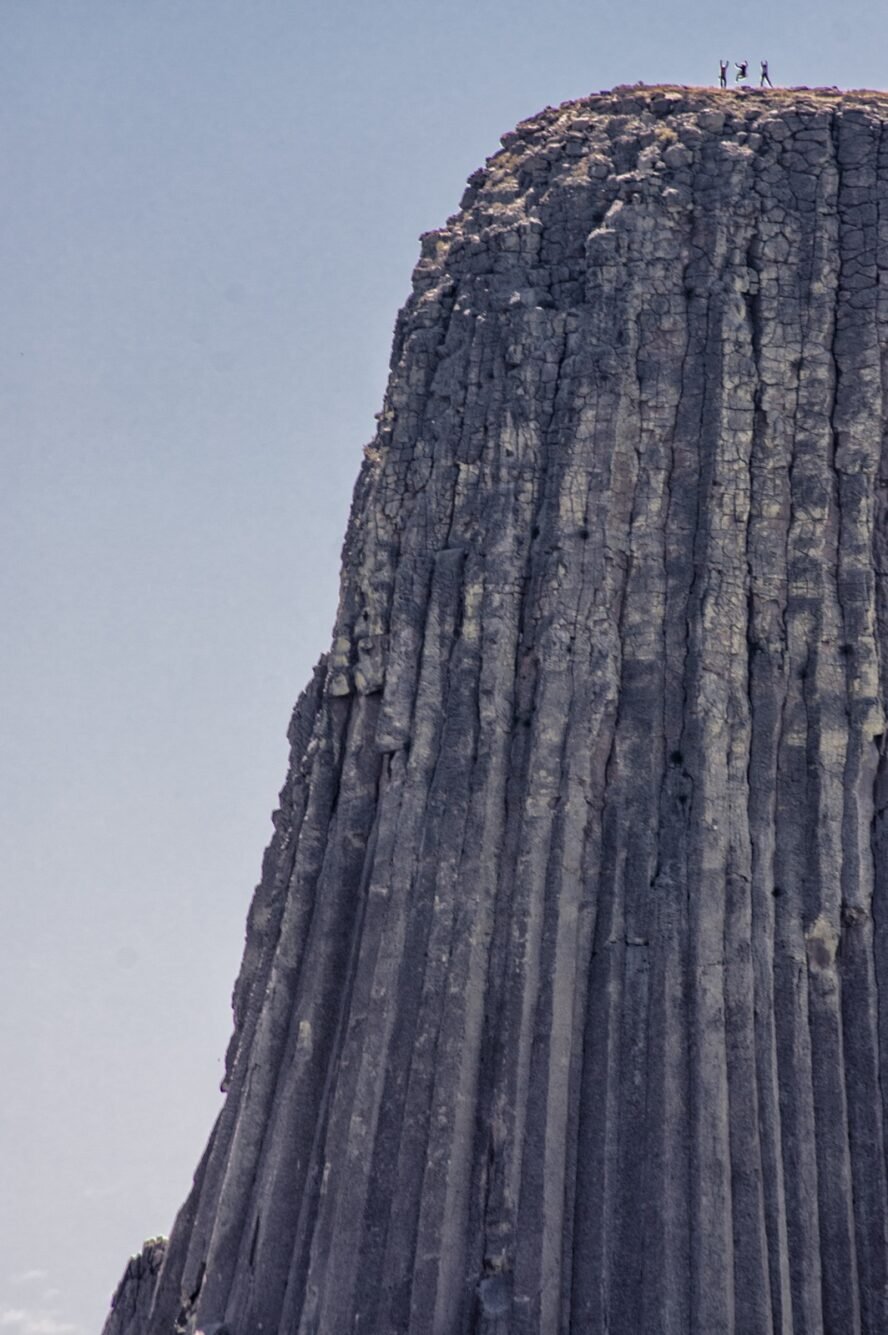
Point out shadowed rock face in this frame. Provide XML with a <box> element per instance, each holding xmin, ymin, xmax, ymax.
<box><xmin>105</xmin><ymin>84</ymin><xmax>888</xmax><ymax>1334</ymax></box>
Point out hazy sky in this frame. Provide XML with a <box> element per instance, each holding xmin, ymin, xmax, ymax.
<box><xmin>2</xmin><ymin>3</ymin><xmax>883</xmax><ymax>1332</ymax></box>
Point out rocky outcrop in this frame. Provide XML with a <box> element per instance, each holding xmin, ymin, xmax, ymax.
<box><xmin>105</xmin><ymin>84</ymin><xmax>888</xmax><ymax>1333</ymax></box>
<box><xmin>104</xmin><ymin>1240</ymin><xmax>167</xmax><ymax>1335</ymax></box>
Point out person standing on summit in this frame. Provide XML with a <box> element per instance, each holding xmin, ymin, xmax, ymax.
<box><xmin>760</xmin><ymin>59</ymin><xmax>773</xmax><ymax>86</ymax></box>
<box><xmin>719</xmin><ymin>60</ymin><xmax>729</xmax><ymax>87</ymax></box>
<box><xmin>735</xmin><ymin>59</ymin><xmax>749</xmax><ymax>81</ymax></box>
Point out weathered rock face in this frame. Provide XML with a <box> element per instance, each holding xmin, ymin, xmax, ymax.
<box><xmin>106</xmin><ymin>84</ymin><xmax>888</xmax><ymax>1334</ymax></box>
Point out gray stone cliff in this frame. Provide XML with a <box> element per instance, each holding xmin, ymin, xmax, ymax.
<box><xmin>105</xmin><ymin>84</ymin><xmax>888</xmax><ymax>1333</ymax></box>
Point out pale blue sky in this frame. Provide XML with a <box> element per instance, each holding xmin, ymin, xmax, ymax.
<box><xmin>1</xmin><ymin>3</ymin><xmax>881</xmax><ymax>1332</ymax></box>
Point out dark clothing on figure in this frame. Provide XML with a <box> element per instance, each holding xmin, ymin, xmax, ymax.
<box><xmin>736</xmin><ymin>60</ymin><xmax>748</xmax><ymax>81</ymax></box>
<box><xmin>719</xmin><ymin>61</ymin><xmax>728</xmax><ymax>88</ymax></box>
<box><xmin>760</xmin><ymin>60</ymin><xmax>773</xmax><ymax>86</ymax></box>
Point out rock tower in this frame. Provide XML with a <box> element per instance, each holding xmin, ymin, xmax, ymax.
<box><xmin>105</xmin><ymin>85</ymin><xmax>888</xmax><ymax>1334</ymax></box>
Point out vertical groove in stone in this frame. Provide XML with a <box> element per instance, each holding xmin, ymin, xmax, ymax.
<box><xmin>100</xmin><ymin>86</ymin><xmax>888</xmax><ymax>1335</ymax></box>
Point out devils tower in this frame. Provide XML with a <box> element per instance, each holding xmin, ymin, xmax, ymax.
<box><xmin>105</xmin><ymin>84</ymin><xmax>888</xmax><ymax>1334</ymax></box>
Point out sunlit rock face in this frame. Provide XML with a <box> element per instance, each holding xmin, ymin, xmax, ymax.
<box><xmin>105</xmin><ymin>85</ymin><xmax>888</xmax><ymax>1335</ymax></box>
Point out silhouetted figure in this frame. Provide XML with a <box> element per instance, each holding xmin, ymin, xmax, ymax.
<box><xmin>760</xmin><ymin>59</ymin><xmax>773</xmax><ymax>87</ymax></box>
<box><xmin>719</xmin><ymin>60</ymin><xmax>729</xmax><ymax>88</ymax></box>
<box><xmin>736</xmin><ymin>59</ymin><xmax>749</xmax><ymax>82</ymax></box>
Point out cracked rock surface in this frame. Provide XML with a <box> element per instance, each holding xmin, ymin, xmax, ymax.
<box><xmin>105</xmin><ymin>84</ymin><xmax>888</xmax><ymax>1333</ymax></box>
